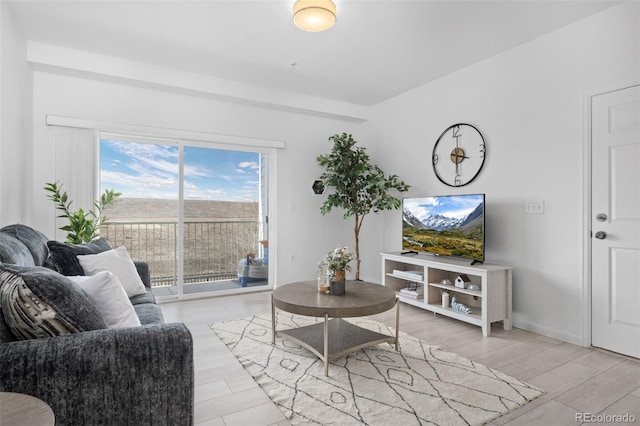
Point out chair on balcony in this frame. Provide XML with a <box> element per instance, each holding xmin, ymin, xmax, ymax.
<box><xmin>237</xmin><ymin>257</ymin><xmax>268</xmax><ymax>287</ymax></box>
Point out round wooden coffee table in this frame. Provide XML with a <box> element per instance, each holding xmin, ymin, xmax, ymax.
<box><xmin>271</xmin><ymin>280</ymin><xmax>399</xmax><ymax>376</ymax></box>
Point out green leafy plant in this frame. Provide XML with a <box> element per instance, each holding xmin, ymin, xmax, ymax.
<box><xmin>316</xmin><ymin>133</ymin><xmax>410</xmax><ymax>280</ymax></box>
<box><xmin>44</xmin><ymin>181</ymin><xmax>121</xmax><ymax>244</ymax></box>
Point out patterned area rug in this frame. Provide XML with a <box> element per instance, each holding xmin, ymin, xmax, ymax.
<box><xmin>210</xmin><ymin>313</ymin><xmax>544</xmax><ymax>426</ymax></box>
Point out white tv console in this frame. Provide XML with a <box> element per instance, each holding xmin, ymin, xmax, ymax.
<box><xmin>380</xmin><ymin>252</ymin><xmax>513</xmax><ymax>337</ymax></box>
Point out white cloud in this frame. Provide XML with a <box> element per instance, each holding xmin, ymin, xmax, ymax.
<box><xmin>101</xmin><ymin>170</ymin><xmax>177</xmax><ymax>197</ymax></box>
<box><xmin>238</xmin><ymin>161</ymin><xmax>259</xmax><ymax>170</ymax></box>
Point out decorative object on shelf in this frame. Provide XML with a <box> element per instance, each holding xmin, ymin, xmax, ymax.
<box><xmin>293</xmin><ymin>0</ymin><xmax>336</xmax><ymax>32</ymax></box>
<box><xmin>318</xmin><ymin>245</ymin><xmax>354</xmax><ymax>295</ymax></box>
<box><xmin>468</xmin><ymin>283</ymin><xmax>480</xmax><ymax>292</ymax></box>
<box><xmin>451</xmin><ymin>296</ymin><xmax>472</xmax><ymax>314</ymax></box>
<box><xmin>44</xmin><ymin>181</ymin><xmax>121</xmax><ymax>244</ymax></box>
<box><xmin>441</xmin><ymin>279</ymin><xmax>452</xmax><ymax>286</ymax></box>
<box><xmin>312</xmin><ymin>180</ymin><xmax>325</xmax><ymax>194</ymax></box>
<box><xmin>432</xmin><ymin>123</ymin><xmax>486</xmax><ymax>187</ymax></box>
<box><xmin>316</xmin><ymin>133</ymin><xmax>410</xmax><ymax>280</ymax></box>
<box><xmin>455</xmin><ymin>274</ymin><xmax>471</xmax><ymax>289</ymax></box>
<box><xmin>441</xmin><ymin>290</ymin><xmax>450</xmax><ymax>308</ymax></box>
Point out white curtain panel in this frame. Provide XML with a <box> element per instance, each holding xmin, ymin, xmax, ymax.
<box><xmin>52</xmin><ymin>126</ymin><xmax>97</xmax><ymax>242</ymax></box>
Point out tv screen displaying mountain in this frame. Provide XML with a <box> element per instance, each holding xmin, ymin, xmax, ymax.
<box><xmin>402</xmin><ymin>194</ymin><xmax>485</xmax><ymax>262</ymax></box>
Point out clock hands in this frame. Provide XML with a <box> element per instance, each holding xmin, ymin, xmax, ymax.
<box><xmin>450</xmin><ymin>148</ymin><xmax>467</xmax><ymax>164</ymax></box>
<box><xmin>433</xmin><ymin>123</ymin><xmax>486</xmax><ymax>187</ymax></box>
<box><xmin>451</xmin><ymin>146</ymin><xmax>467</xmax><ymax>186</ymax></box>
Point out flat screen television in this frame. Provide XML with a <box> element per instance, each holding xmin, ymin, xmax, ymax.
<box><xmin>402</xmin><ymin>194</ymin><xmax>485</xmax><ymax>263</ymax></box>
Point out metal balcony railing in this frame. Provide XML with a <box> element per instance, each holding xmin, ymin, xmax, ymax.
<box><xmin>100</xmin><ymin>220</ymin><xmax>261</xmax><ymax>287</ymax></box>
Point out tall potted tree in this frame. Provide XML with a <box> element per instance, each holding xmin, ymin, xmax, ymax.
<box><xmin>316</xmin><ymin>133</ymin><xmax>409</xmax><ymax>280</ymax></box>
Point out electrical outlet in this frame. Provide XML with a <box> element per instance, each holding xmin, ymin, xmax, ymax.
<box><xmin>290</xmin><ymin>255</ymin><xmax>296</xmax><ymax>264</ymax></box>
<box><xmin>525</xmin><ymin>200</ymin><xmax>544</xmax><ymax>214</ymax></box>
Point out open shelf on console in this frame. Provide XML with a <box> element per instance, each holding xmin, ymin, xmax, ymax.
<box><xmin>381</xmin><ymin>251</ymin><xmax>512</xmax><ymax>337</ymax></box>
<box><xmin>426</xmin><ymin>303</ymin><xmax>483</xmax><ymax>324</ymax></box>
<box><xmin>395</xmin><ymin>293</ymin><xmax>424</xmax><ymax>304</ymax></box>
<box><xmin>429</xmin><ymin>282</ymin><xmax>482</xmax><ymax>298</ymax></box>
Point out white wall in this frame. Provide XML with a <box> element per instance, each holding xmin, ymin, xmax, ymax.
<box><xmin>366</xmin><ymin>2</ymin><xmax>639</xmax><ymax>344</ymax></box>
<box><xmin>29</xmin><ymin>70</ymin><xmax>358</xmax><ymax>285</ymax></box>
<box><xmin>0</xmin><ymin>2</ymin><xmax>30</xmax><ymax>224</ymax></box>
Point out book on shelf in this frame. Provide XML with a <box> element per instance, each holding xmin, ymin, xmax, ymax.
<box><xmin>400</xmin><ymin>292</ymin><xmax>424</xmax><ymax>299</ymax></box>
<box><xmin>393</xmin><ymin>269</ymin><xmax>424</xmax><ymax>282</ymax></box>
<box><xmin>399</xmin><ymin>291</ymin><xmax>423</xmax><ymax>299</ymax></box>
<box><xmin>400</xmin><ymin>287</ymin><xmax>423</xmax><ymax>294</ymax></box>
<box><xmin>400</xmin><ymin>293</ymin><xmax>423</xmax><ymax>299</ymax></box>
<box><xmin>399</xmin><ymin>286</ymin><xmax>424</xmax><ymax>298</ymax></box>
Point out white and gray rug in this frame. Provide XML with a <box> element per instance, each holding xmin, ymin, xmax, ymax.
<box><xmin>210</xmin><ymin>313</ymin><xmax>544</xmax><ymax>426</ymax></box>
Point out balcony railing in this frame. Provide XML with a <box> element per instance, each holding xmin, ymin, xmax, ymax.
<box><xmin>100</xmin><ymin>220</ymin><xmax>261</xmax><ymax>287</ymax></box>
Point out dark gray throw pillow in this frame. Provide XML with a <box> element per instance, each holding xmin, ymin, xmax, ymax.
<box><xmin>47</xmin><ymin>238</ymin><xmax>112</xmax><ymax>276</ymax></box>
<box><xmin>0</xmin><ymin>232</ymin><xmax>35</xmax><ymax>266</ymax></box>
<box><xmin>0</xmin><ymin>224</ymin><xmax>50</xmax><ymax>266</ymax></box>
<box><xmin>0</xmin><ymin>264</ymin><xmax>107</xmax><ymax>340</ymax></box>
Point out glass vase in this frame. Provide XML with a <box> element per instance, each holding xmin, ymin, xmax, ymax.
<box><xmin>317</xmin><ymin>265</ymin><xmax>330</xmax><ymax>293</ymax></box>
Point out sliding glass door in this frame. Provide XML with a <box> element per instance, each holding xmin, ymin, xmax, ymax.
<box><xmin>98</xmin><ymin>135</ymin><xmax>270</xmax><ymax>299</ymax></box>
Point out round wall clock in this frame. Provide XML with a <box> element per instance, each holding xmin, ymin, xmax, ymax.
<box><xmin>432</xmin><ymin>123</ymin><xmax>486</xmax><ymax>187</ymax></box>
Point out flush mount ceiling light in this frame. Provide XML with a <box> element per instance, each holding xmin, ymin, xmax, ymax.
<box><xmin>293</xmin><ymin>0</ymin><xmax>336</xmax><ymax>32</ymax></box>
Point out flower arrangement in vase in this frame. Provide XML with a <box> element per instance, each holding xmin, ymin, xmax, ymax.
<box><xmin>318</xmin><ymin>246</ymin><xmax>354</xmax><ymax>295</ymax></box>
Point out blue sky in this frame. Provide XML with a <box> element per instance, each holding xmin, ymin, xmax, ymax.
<box><xmin>100</xmin><ymin>139</ymin><xmax>260</xmax><ymax>201</ymax></box>
<box><xmin>403</xmin><ymin>194</ymin><xmax>483</xmax><ymax>221</ymax></box>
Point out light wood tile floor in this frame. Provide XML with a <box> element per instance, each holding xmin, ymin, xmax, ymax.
<box><xmin>160</xmin><ymin>291</ymin><xmax>640</xmax><ymax>426</ymax></box>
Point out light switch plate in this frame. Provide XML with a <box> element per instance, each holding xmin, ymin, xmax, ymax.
<box><xmin>525</xmin><ymin>200</ymin><xmax>544</xmax><ymax>214</ymax></box>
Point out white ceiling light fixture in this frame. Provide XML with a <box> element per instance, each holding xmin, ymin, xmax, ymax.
<box><xmin>293</xmin><ymin>0</ymin><xmax>337</xmax><ymax>32</ymax></box>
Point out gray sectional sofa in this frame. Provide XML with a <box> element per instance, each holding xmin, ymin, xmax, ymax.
<box><xmin>0</xmin><ymin>224</ymin><xmax>194</xmax><ymax>425</ymax></box>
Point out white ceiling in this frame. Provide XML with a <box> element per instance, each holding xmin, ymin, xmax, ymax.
<box><xmin>6</xmin><ymin>0</ymin><xmax>619</xmax><ymax>106</ymax></box>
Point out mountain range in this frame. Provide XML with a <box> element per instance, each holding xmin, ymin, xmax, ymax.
<box><xmin>403</xmin><ymin>203</ymin><xmax>483</xmax><ymax>232</ymax></box>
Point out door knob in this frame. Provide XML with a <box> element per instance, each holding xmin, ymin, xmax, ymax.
<box><xmin>596</xmin><ymin>213</ymin><xmax>607</xmax><ymax>222</ymax></box>
<box><xmin>594</xmin><ymin>231</ymin><xmax>607</xmax><ymax>240</ymax></box>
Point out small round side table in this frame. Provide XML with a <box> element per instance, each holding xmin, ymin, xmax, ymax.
<box><xmin>0</xmin><ymin>392</ymin><xmax>55</xmax><ymax>426</ymax></box>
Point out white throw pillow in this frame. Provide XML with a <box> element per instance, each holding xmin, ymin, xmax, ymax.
<box><xmin>68</xmin><ymin>271</ymin><xmax>141</xmax><ymax>329</ymax></box>
<box><xmin>77</xmin><ymin>246</ymin><xmax>147</xmax><ymax>298</ymax></box>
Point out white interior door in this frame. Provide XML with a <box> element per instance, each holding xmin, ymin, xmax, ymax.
<box><xmin>591</xmin><ymin>84</ymin><xmax>640</xmax><ymax>358</ymax></box>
